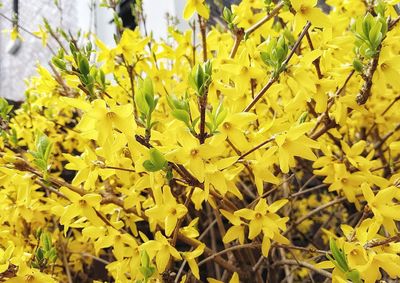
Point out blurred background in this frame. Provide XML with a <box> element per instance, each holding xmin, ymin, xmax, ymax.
<box><xmin>0</xmin><ymin>0</ymin><xmax>337</xmax><ymax>103</ymax></box>
<box><xmin>0</xmin><ymin>0</ymin><xmax>194</xmax><ymax>102</ymax></box>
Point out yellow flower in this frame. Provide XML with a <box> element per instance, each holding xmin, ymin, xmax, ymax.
<box><xmin>86</xmin><ymin>99</ymin><xmax>135</xmax><ymax>145</ymax></box>
<box><xmin>59</xmin><ymin>187</ymin><xmax>103</xmax><ymax>234</ymax></box>
<box><xmin>115</xmin><ymin>29</ymin><xmax>149</xmax><ymax>64</ymax></box>
<box><xmin>0</xmin><ymin>241</ymin><xmax>14</xmax><ymax>273</ymax></box>
<box><xmin>63</xmin><ymin>147</ymin><xmax>114</xmax><ymax>191</ymax></box>
<box><xmin>166</xmin><ymin>129</ymin><xmax>219</xmax><ymax>182</ymax></box>
<box><xmin>182</xmin><ymin>244</ymin><xmax>205</xmax><ymax>279</ymax></box>
<box><xmin>275</xmin><ymin>122</ymin><xmax>320</xmax><ymax>173</ymax></box>
<box><xmin>219</xmin><ymin>112</ymin><xmax>257</xmax><ymax>151</ymax></box>
<box><xmin>33</xmin><ymin>26</ymin><xmax>48</xmax><ymax>47</ymax></box>
<box><xmin>375</xmin><ymin>51</ymin><xmax>400</xmax><ymax>90</ymax></box>
<box><xmin>4</xmin><ymin>269</ymin><xmax>58</xmax><ymax>283</ymax></box>
<box><xmin>96</xmin><ymin>37</ymin><xmax>118</xmax><ymax>73</ymax></box>
<box><xmin>63</xmin><ymin>97</ymin><xmax>136</xmax><ymax>146</ymax></box>
<box><xmin>291</xmin><ymin>0</ymin><xmax>330</xmax><ymax>33</ymax></box>
<box><xmin>140</xmin><ymin>231</ymin><xmax>182</xmax><ymax>273</ymax></box>
<box><xmin>145</xmin><ymin>186</ymin><xmax>188</xmax><ymax>236</ymax></box>
<box><xmin>183</xmin><ymin>0</ymin><xmax>209</xmax><ymax>20</ymax></box>
<box><xmin>362</xmin><ymin>183</ymin><xmax>400</xmax><ymax>235</ymax></box>
<box><xmin>329</xmin><ymin>163</ymin><xmax>364</xmax><ymax>204</ymax></box>
<box><xmin>93</xmin><ymin>228</ymin><xmax>139</xmax><ymax>261</ymax></box>
<box><xmin>180</xmin><ymin>218</ymin><xmax>200</xmax><ymax>238</ymax></box>
<box><xmin>251</xmin><ymin>146</ymin><xmax>280</xmax><ymax>195</ymax></box>
<box><xmin>234</xmin><ymin>198</ymin><xmax>289</xmax><ymax>255</ymax></box>
<box><xmin>220</xmin><ymin>209</ymin><xmax>246</xmax><ymax>244</ymax></box>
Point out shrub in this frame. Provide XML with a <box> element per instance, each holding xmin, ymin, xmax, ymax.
<box><xmin>1</xmin><ymin>0</ymin><xmax>400</xmax><ymax>282</ymax></box>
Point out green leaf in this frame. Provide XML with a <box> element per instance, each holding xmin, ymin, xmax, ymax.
<box><xmin>41</xmin><ymin>233</ymin><xmax>52</xmax><ymax>252</ymax></box>
<box><xmin>195</xmin><ymin>65</ymin><xmax>204</xmax><ymax>89</ymax></box>
<box><xmin>0</xmin><ymin>98</ymin><xmax>13</xmax><ymax>120</ymax></box>
<box><xmin>36</xmin><ymin>247</ymin><xmax>44</xmax><ymax>262</ymax></box>
<box><xmin>143</xmin><ymin>148</ymin><xmax>167</xmax><ymax>172</ymax></box>
<box><xmin>329</xmin><ymin>238</ymin><xmax>349</xmax><ymax>273</ymax></box>
<box><xmin>142</xmin><ymin>160</ymin><xmax>159</xmax><ymax>172</ymax></box>
<box><xmin>368</xmin><ymin>21</ymin><xmax>382</xmax><ymax>49</ymax></box>
<box><xmin>167</xmin><ymin>95</ymin><xmax>186</xmax><ymax>110</ymax></box>
<box><xmin>374</xmin><ymin>0</ymin><xmax>386</xmax><ymax>16</ymax></box>
<box><xmin>346</xmin><ymin>269</ymin><xmax>362</xmax><ymax>283</ymax></box>
<box><xmin>353</xmin><ymin>58</ymin><xmax>364</xmax><ymax>72</ymax></box>
<box><xmin>223</xmin><ymin>7</ymin><xmax>233</xmax><ymax>24</ymax></box>
<box><xmin>35</xmin><ymin>228</ymin><xmax>43</xmax><ymax>240</ymax></box>
<box><xmin>48</xmin><ymin>248</ymin><xmax>57</xmax><ymax>262</ymax></box>
<box><xmin>204</xmin><ymin>60</ymin><xmax>212</xmax><ymax>78</ymax></box>
<box><xmin>172</xmin><ymin>109</ymin><xmax>190</xmax><ymax>126</ymax></box>
<box><xmin>77</xmin><ymin>54</ymin><xmax>90</xmax><ymax>76</ymax></box>
<box><xmin>135</xmin><ymin>89</ymin><xmax>150</xmax><ymax>116</ymax></box>
<box><xmin>141</xmin><ymin>250</ymin><xmax>150</xmax><ymax>267</ymax></box>
<box><xmin>298</xmin><ymin>112</ymin><xmax>308</xmax><ymax>124</ymax></box>
<box><xmin>30</xmin><ymin>132</ymin><xmax>53</xmax><ymax>175</ymax></box>
<box><xmin>260</xmin><ymin>35</ymin><xmax>287</xmax><ymax>76</ymax></box>
<box><xmin>166</xmin><ymin>168</ymin><xmax>173</xmax><ymax>181</ymax></box>
<box><xmin>149</xmin><ymin>148</ymin><xmax>167</xmax><ymax>169</ymax></box>
<box><xmin>52</xmin><ymin>57</ymin><xmax>66</xmax><ymax>70</ymax></box>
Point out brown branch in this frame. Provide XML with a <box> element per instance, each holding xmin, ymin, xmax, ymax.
<box><xmin>356</xmin><ymin>46</ymin><xmax>382</xmax><ymax>105</ymax></box>
<box><xmin>365</xmin><ymin>95</ymin><xmax>400</xmax><ymax>137</ymax></box>
<box><xmin>239</xmin><ymin>137</ymin><xmax>275</xmax><ymax>160</ymax></box>
<box><xmin>305</xmin><ymin>31</ymin><xmax>323</xmax><ymax>79</ymax></box>
<box><xmin>229</xmin><ymin>28</ymin><xmax>244</xmax><ymax>59</ymax></box>
<box><xmin>243</xmin><ymin>22</ymin><xmax>312</xmax><ymax>112</ymax></box>
<box><xmin>229</xmin><ymin>2</ymin><xmax>284</xmax><ymax>59</ymax></box>
<box><xmin>244</xmin><ymin>2</ymin><xmax>284</xmax><ymax>37</ymax></box>
<box><xmin>199</xmin><ymin>15</ymin><xmax>208</xmax><ymax>62</ymax></box>
<box><xmin>273</xmin><ymin>260</ymin><xmax>332</xmax><ymax>279</ymax></box>
<box><xmin>389</xmin><ymin>15</ymin><xmax>400</xmax><ymax>30</ymax></box>
<box><xmin>199</xmin><ymin>90</ymin><xmax>208</xmax><ymax>144</ymax></box>
<box><xmin>356</xmin><ymin>15</ymin><xmax>400</xmax><ymax>105</ymax></box>
<box><xmin>284</xmin><ymin>197</ymin><xmax>346</xmax><ymax>236</ymax></box>
<box><xmin>177</xmin><ymin>233</ymin><xmax>247</xmax><ymax>277</ymax></box>
<box><xmin>364</xmin><ymin>233</ymin><xmax>400</xmax><ymax>248</ymax></box>
<box><xmin>309</xmin><ymin>70</ymin><xmax>355</xmax><ymax>139</ymax></box>
<box><xmin>60</xmin><ymin>238</ymin><xmax>73</xmax><ymax>283</ymax></box>
<box><xmin>373</xmin><ymin>123</ymin><xmax>400</xmax><ymax>150</ymax></box>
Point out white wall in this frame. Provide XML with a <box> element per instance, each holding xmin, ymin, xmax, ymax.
<box><xmin>142</xmin><ymin>0</ymin><xmax>188</xmax><ymax>40</ymax></box>
<box><xmin>0</xmin><ymin>0</ymin><xmax>187</xmax><ymax>101</ymax></box>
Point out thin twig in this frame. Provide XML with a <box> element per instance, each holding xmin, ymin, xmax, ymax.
<box><xmin>244</xmin><ymin>2</ymin><xmax>284</xmax><ymax>37</ymax></box>
<box><xmin>229</xmin><ymin>2</ymin><xmax>284</xmax><ymax>59</ymax></box>
<box><xmin>243</xmin><ymin>22</ymin><xmax>312</xmax><ymax>112</ymax></box>
<box><xmin>274</xmin><ymin>260</ymin><xmax>332</xmax><ymax>279</ymax></box>
<box><xmin>284</xmin><ymin>197</ymin><xmax>346</xmax><ymax>236</ymax></box>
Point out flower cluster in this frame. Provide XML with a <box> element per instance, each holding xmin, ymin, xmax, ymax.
<box><xmin>1</xmin><ymin>0</ymin><xmax>400</xmax><ymax>282</ymax></box>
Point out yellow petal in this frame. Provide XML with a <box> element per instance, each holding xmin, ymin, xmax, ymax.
<box><xmin>183</xmin><ymin>1</ymin><xmax>196</xmax><ymax>20</ymax></box>
<box><xmin>156</xmin><ymin>246</ymin><xmax>170</xmax><ymax>272</ymax></box>
<box><xmin>187</xmin><ymin>258</ymin><xmax>200</xmax><ymax>279</ymax></box>
<box><xmin>229</xmin><ymin>272</ymin><xmax>239</xmax><ymax>283</ymax></box>
<box><xmin>261</xmin><ymin>236</ymin><xmax>271</xmax><ymax>256</ymax></box>
<box><xmin>165</xmin><ymin>214</ymin><xmax>178</xmax><ymax>236</ymax></box>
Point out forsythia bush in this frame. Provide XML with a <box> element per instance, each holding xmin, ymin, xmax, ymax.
<box><xmin>1</xmin><ymin>0</ymin><xmax>400</xmax><ymax>282</ymax></box>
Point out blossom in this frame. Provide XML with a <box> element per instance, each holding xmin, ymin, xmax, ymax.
<box><xmin>145</xmin><ymin>186</ymin><xmax>188</xmax><ymax>236</ymax></box>
<box><xmin>140</xmin><ymin>231</ymin><xmax>182</xmax><ymax>273</ymax></box>
<box><xmin>291</xmin><ymin>0</ymin><xmax>330</xmax><ymax>34</ymax></box>
<box><xmin>183</xmin><ymin>0</ymin><xmax>209</xmax><ymax>20</ymax></box>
